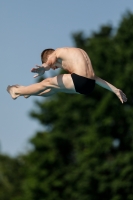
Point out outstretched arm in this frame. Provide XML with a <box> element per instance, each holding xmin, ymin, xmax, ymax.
<box><xmin>31</xmin><ymin>52</ymin><xmax>58</xmax><ymax>78</ymax></box>
<box><xmin>95</xmin><ymin>76</ymin><xmax>127</xmax><ymax>103</ymax></box>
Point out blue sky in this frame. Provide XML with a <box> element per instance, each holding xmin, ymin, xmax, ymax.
<box><xmin>1</xmin><ymin>1</ymin><xmax>133</xmax><ymax>156</ymax></box>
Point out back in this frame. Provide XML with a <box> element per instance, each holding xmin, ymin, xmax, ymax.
<box><xmin>55</xmin><ymin>47</ymin><xmax>95</xmax><ymax>78</ymax></box>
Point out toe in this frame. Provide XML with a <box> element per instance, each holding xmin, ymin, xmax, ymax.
<box><xmin>7</xmin><ymin>85</ymin><xmax>10</xmax><ymax>92</ymax></box>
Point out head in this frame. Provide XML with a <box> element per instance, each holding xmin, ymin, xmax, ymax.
<box><xmin>41</xmin><ymin>48</ymin><xmax>55</xmax><ymax>64</ymax></box>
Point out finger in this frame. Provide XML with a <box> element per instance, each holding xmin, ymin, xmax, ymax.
<box><xmin>121</xmin><ymin>92</ymin><xmax>127</xmax><ymax>99</ymax></box>
<box><xmin>33</xmin><ymin>74</ymin><xmax>39</xmax><ymax>78</ymax></box>
<box><xmin>121</xmin><ymin>98</ymin><xmax>123</xmax><ymax>104</ymax></box>
<box><xmin>123</xmin><ymin>97</ymin><xmax>127</xmax><ymax>102</ymax></box>
<box><xmin>119</xmin><ymin>96</ymin><xmax>123</xmax><ymax>104</ymax></box>
<box><xmin>31</xmin><ymin>68</ymin><xmax>37</xmax><ymax>72</ymax></box>
<box><xmin>122</xmin><ymin>94</ymin><xmax>127</xmax><ymax>102</ymax></box>
<box><xmin>36</xmin><ymin>65</ymin><xmax>41</xmax><ymax>68</ymax></box>
<box><xmin>31</xmin><ymin>68</ymin><xmax>39</xmax><ymax>73</ymax></box>
<box><xmin>31</xmin><ymin>65</ymin><xmax>40</xmax><ymax>70</ymax></box>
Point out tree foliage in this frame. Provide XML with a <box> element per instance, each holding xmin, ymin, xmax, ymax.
<box><xmin>0</xmin><ymin>154</ymin><xmax>24</xmax><ymax>200</ymax></box>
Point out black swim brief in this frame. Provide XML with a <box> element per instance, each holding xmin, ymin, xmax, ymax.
<box><xmin>71</xmin><ymin>73</ymin><xmax>95</xmax><ymax>95</ymax></box>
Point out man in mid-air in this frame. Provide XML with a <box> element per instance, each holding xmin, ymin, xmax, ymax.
<box><xmin>7</xmin><ymin>47</ymin><xmax>127</xmax><ymax>103</ymax></box>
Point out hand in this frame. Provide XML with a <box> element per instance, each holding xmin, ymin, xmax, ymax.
<box><xmin>116</xmin><ymin>89</ymin><xmax>127</xmax><ymax>103</ymax></box>
<box><xmin>31</xmin><ymin>65</ymin><xmax>45</xmax><ymax>78</ymax></box>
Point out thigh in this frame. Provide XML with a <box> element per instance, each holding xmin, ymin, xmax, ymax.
<box><xmin>50</xmin><ymin>74</ymin><xmax>78</xmax><ymax>94</ymax></box>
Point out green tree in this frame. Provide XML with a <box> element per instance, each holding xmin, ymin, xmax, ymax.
<box><xmin>0</xmin><ymin>154</ymin><xmax>24</xmax><ymax>200</ymax></box>
<box><xmin>19</xmin><ymin>11</ymin><xmax>133</xmax><ymax>200</ymax></box>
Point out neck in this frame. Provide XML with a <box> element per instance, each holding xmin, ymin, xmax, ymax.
<box><xmin>57</xmin><ymin>58</ymin><xmax>62</xmax><ymax>64</ymax></box>
<box><xmin>56</xmin><ymin>58</ymin><xmax>62</xmax><ymax>68</ymax></box>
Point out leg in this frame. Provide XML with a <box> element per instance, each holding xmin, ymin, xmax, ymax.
<box><xmin>94</xmin><ymin>76</ymin><xmax>127</xmax><ymax>103</ymax></box>
<box><xmin>7</xmin><ymin>74</ymin><xmax>77</xmax><ymax>99</ymax></box>
<box><xmin>11</xmin><ymin>85</ymin><xmax>56</xmax><ymax>98</ymax></box>
<box><xmin>25</xmin><ymin>88</ymin><xmax>56</xmax><ymax>98</ymax></box>
<box><xmin>7</xmin><ymin>77</ymin><xmax>56</xmax><ymax>99</ymax></box>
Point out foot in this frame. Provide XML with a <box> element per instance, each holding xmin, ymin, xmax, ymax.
<box><xmin>116</xmin><ymin>89</ymin><xmax>127</xmax><ymax>103</ymax></box>
<box><xmin>7</xmin><ymin>85</ymin><xmax>20</xmax><ymax>100</ymax></box>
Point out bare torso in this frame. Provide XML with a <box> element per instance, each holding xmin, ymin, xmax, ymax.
<box><xmin>55</xmin><ymin>47</ymin><xmax>95</xmax><ymax>78</ymax></box>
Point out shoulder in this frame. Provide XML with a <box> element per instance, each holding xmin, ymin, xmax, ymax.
<box><xmin>55</xmin><ymin>47</ymin><xmax>67</xmax><ymax>53</ymax></box>
<box><xmin>54</xmin><ymin>48</ymin><xmax>65</xmax><ymax>58</ymax></box>
<box><xmin>55</xmin><ymin>47</ymin><xmax>77</xmax><ymax>58</ymax></box>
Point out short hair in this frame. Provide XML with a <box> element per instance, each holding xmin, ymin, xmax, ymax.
<box><xmin>41</xmin><ymin>48</ymin><xmax>55</xmax><ymax>63</ymax></box>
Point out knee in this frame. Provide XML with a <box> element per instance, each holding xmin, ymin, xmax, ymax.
<box><xmin>41</xmin><ymin>78</ymin><xmax>52</xmax><ymax>87</ymax></box>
